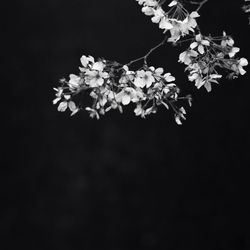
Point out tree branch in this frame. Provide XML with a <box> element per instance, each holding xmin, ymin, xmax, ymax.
<box><xmin>189</xmin><ymin>0</ymin><xmax>208</xmax><ymax>12</ymax></box>
<box><xmin>127</xmin><ymin>35</ymin><xmax>168</xmax><ymax>67</ymax></box>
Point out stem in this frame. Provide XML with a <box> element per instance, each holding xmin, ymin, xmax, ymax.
<box><xmin>175</xmin><ymin>36</ymin><xmax>194</xmax><ymax>45</ymax></box>
<box><xmin>143</xmin><ymin>35</ymin><xmax>168</xmax><ymax>65</ymax></box>
<box><xmin>126</xmin><ymin>56</ymin><xmax>145</xmax><ymax>66</ymax></box>
<box><xmin>126</xmin><ymin>35</ymin><xmax>168</xmax><ymax>67</ymax></box>
<box><xmin>157</xmin><ymin>0</ymin><xmax>167</xmax><ymax>6</ymax></box>
<box><xmin>189</xmin><ymin>0</ymin><xmax>209</xmax><ymax>12</ymax></box>
<box><xmin>168</xmin><ymin>100</ymin><xmax>179</xmax><ymax>114</ymax></box>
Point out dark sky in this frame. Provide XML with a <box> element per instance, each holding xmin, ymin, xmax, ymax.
<box><xmin>3</xmin><ymin>0</ymin><xmax>250</xmax><ymax>249</ymax></box>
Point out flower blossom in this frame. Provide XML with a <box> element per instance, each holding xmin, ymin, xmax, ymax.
<box><xmin>57</xmin><ymin>94</ymin><xmax>78</xmax><ymax>115</ymax></box>
<box><xmin>136</xmin><ymin>0</ymin><xmax>200</xmax><ymax>42</ymax></box>
<box><xmin>178</xmin><ymin>31</ymin><xmax>248</xmax><ymax>92</ymax></box>
<box><xmin>190</xmin><ymin>34</ymin><xmax>210</xmax><ymax>54</ymax></box>
<box><xmin>80</xmin><ymin>55</ymin><xmax>95</xmax><ymax>68</ymax></box>
<box><xmin>168</xmin><ymin>12</ymin><xmax>200</xmax><ymax>42</ymax></box>
<box><xmin>85</xmin><ymin>61</ymin><xmax>109</xmax><ymax>88</ymax></box>
<box><xmin>134</xmin><ymin>70</ymin><xmax>155</xmax><ymax>88</ymax></box>
<box><xmin>52</xmin><ymin>2</ymin><xmax>249</xmax><ymax>125</ymax></box>
<box><xmin>151</xmin><ymin>8</ymin><xmax>165</xmax><ymax>23</ymax></box>
<box><xmin>119</xmin><ymin>65</ymin><xmax>135</xmax><ymax>84</ymax></box>
<box><xmin>116</xmin><ymin>87</ymin><xmax>145</xmax><ymax>105</ymax></box>
<box><xmin>221</xmin><ymin>31</ymin><xmax>234</xmax><ymax>47</ymax></box>
<box><xmin>235</xmin><ymin>58</ymin><xmax>248</xmax><ymax>75</ymax></box>
<box><xmin>179</xmin><ymin>50</ymin><xmax>198</xmax><ymax>65</ymax></box>
<box><xmin>68</xmin><ymin>74</ymin><xmax>82</xmax><ymax>89</ymax></box>
<box><xmin>53</xmin><ymin>53</ymin><xmax>191</xmax><ymax>124</ymax></box>
<box><xmin>175</xmin><ymin>107</ymin><xmax>186</xmax><ymax>125</ymax></box>
<box><xmin>142</xmin><ymin>6</ymin><xmax>154</xmax><ymax>15</ymax></box>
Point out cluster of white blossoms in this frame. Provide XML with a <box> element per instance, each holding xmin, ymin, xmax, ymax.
<box><xmin>136</xmin><ymin>0</ymin><xmax>248</xmax><ymax>92</ymax></box>
<box><xmin>53</xmin><ymin>0</ymin><xmax>248</xmax><ymax>124</ymax></box>
<box><xmin>136</xmin><ymin>0</ymin><xmax>200</xmax><ymax>42</ymax></box>
<box><xmin>178</xmin><ymin>32</ymin><xmax>248</xmax><ymax>92</ymax></box>
<box><xmin>53</xmin><ymin>55</ymin><xmax>192</xmax><ymax>124</ymax></box>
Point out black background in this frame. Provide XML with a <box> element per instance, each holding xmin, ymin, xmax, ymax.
<box><xmin>3</xmin><ymin>0</ymin><xmax>250</xmax><ymax>249</ymax></box>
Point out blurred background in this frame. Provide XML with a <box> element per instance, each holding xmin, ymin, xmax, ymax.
<box><xmin>3</xmin><ymin>0</ymin><xmax>250</xmax><ymax>249</ymax></box>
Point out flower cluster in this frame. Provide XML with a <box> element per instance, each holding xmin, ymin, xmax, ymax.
<box><xmin>178</xmin><ymin>32</ymin><xmax>248</xmax><ymax>92</ymax></box>
<box><xmin>53</xmin><ymin>55</ymin><xmax>191</xmax><ymax>124</ymax></box>
<box><xmin>53</xmin><ymin>0</ymin><xmax>249</xmax><ymax>125</ymax></box>
<box><xmin>136</xmin><ymin>0</ymin><xmax>200</xmax><ymax>42</ymax></box>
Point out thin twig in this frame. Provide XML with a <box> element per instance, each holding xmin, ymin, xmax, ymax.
<box><xmin>189</xmin><ymin>0</ymin><xmax>208</xmax><ymax>12</ymax></box>
<box><xmin>175</xmin><ymin>37</ymin><xmax>194</xmax><ymax>45</ymax></box>
<box><xmin>127</xmin><ymin>35</ymin><xmax>168</xmax><ymax>67</ymax></box>
<box><xmin>143</xmin><ymin>36</ymin><xmax>168</xmax><ymax>64</ymax></box>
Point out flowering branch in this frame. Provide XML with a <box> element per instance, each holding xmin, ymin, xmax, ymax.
<box><xmin>53</xmin><ymin>0</ymin><xmax>248</xmax><ymax>125</ymax></box>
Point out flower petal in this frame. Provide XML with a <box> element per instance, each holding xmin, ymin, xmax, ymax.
<box><xmin>168</xmin><ymin>0</ymin><xmax>177</xmax><ymax>7</ymax></box>
<box><xmin>57</xmin><ymin>101</ymin><xmax>68</xmax><ymax>112</ymax></box>
<box><xmin>122</xmin><ymin>95</ymin><xmax>131</xmax><ymax>105</ymax></box>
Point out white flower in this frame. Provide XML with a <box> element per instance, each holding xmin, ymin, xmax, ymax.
<box><xmin>163</xmin><ymin>83</ymin><xmax>176</xmax><ymax>94</ymax></box>
<box><xmin>115</xmin><ymin>89</ymin><xmax>130</xmax><ymax>105</ymax></box>
<box><xmin>167</xmin><ymin>12</ymin><xmax>199</xmax><ymax>42</ymax></box>
<box><xmin>134</xmin><ymin>104</ymin><xmax>144</xmax><ymax>117</ymax></box>
<box><xmin>142</xmin><ymin>6</ymin><xmax>154</xmax><ymax>16</ymax></box>
<box><xmin>194</xmin><ymin>78</ymin><xmax>205</xmax><ymax>89</ymax></box>
<box><xmin>188</xmin><ymin>73</ymin><xmax>199</xmax><ymax>82</ymax></box>
<box><xmin>221</xmin><ymin>32</ymin><xmax>234</xmax><ymax>47</ymax></box>
<box><xmin>57</xmin><ymin>101</ymin><xmax>68</xmax><ymax>112</ymax></box>
<box><xmin>159</xmin><ymin>17</ymin><xmax>173</xmax><ymax>31</ymax></box>
<box><xmin>85</xmin><ymin>68</ymin><xmax>109</xmax><ymax>88</ymax></box>
<box><xmin>149</xmin><ymin>66</ymin><xmax>164</xmax><ymax>77</ymax></box>
<box><xmin>134</xmin><ymin>70</ymin><xmax>155</xmax><ymax>88</ymax></box>
<box><xmin>237</xmin><ymin>58</ymin><xmax>248</xmax><ymax>75</ymax></box>
<box><xmin>85</xmin><ymin>107</ymin><xmax>100</xmax><ymax>119</ymax></box>
<box><xmin>168</xmin><ymin>24</ymin><xmax>182</xmax><ymax>42</ymax></box>
<box><xmin>154</xmin><ymin>67</ymin><xmax>164</xmax><ymax>75</ymax></box>
<box><xmin>190</xmin><ymin>34</ymin><xmax>210</xmax><ymax>54</ymax></box>
<box><xmin>144</xmin><ymin>106</ymin><xmax>156</xmax><ymax>115</ymax></box>
<box><xmin>164</xmin><ymin>73</ymin><xmax>175</xmax><ymax>82</ymax></box>
<box><xmin>203</xmin><ymin>74</ymin><xmax>222</xmax><ymax>92</ymax></box>
<box><xmin>68</xmin><ymin>101</ymin><xmax>79</xmax><ymax>115</ymax></box>
<box><xmin>57</xmin><ymin>100</ymin><xmax>77</xmax><ymax>114</ymax></box>
<box><xmin>175</xmin><ymin>115</ymin><xmax>182</xmax><ymax>125</ymax></box>
<box><xmin>179</xmin><ymin>12</ymin><xmax>199</xmax><ymax>34</ymax></box>
<box><xmin>92</xmin><ymin>61</ymin><xmax>105</xmax><ymax>71</ymax></box>
<box><xmin>134</xmin><ymin>104</ymin><xmax>155</xmax><ymax>118</ymax></box>
<box><xmin>151</xmin><ymin>8</ymin><xmax>165</xmax><ymax>23</ymax></box>
<box><xmin>116</xmin><ymin>87</ymin><xmax>143</xmax><ymax>105</ymax></box>
<box><xmin>80</xmin><ymin>55</ymin><xmax>95</xmax><ymax>67</ymax></box>
<box><xmin>175</xmin><ymin>107</ymin><xmax>186</xmax><ymax>125</ymax></box>
<box><xmin>119</xmin><ymin>66</ymin><xmax>135</xmax><ymax>84</ymax></box>
<box><xmin>178</xmin><ymin>50</ymin><xmax>198</xmax><ymax>65</ymax></box>
<box><xmin>189</xmin><ymin>11</ymin><xmax>200</xmax><ymax>18</ymax></box>
<box><xmin>97</xmin><ymin>96</ymin><xmax>108</xmax><ymax>108</ymax></box>
<box><xmin>188</xmin><ymin>72</ymin><xmax>205</xmax><ymax>89</ymax></box>
<box><xmin>68</xmin><ymin>74</ymin><xmax>81</xmax><ymax>89</ymax></box>
<box><xmin>228</xmin><ymin>47</ymin><xmax>240</xmax><ymax>58</ymax></box>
